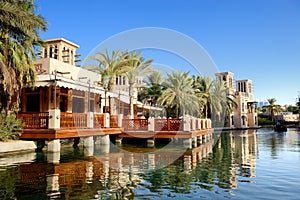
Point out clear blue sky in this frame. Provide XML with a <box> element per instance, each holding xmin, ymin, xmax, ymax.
<box><xmin>35</xmin><ymin>0</ymin><xmax>300</xmax><ymax>105</ymax></box>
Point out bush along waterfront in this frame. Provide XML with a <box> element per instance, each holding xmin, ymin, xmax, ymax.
<box><xmin>0</xmin><ymin>104</ymin><xmax>23</xmax><ymax>141</ymax></box>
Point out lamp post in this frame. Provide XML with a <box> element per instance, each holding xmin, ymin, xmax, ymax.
<box><xmin>53</xmin><ymin>70</ymin><xmax>70</xmax><ymax>109</ymax></box>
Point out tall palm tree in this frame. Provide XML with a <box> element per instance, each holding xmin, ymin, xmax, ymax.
<box><xmin>212</xmin><ymin>79</ymin><xmax>237</xmax><ymax>125</ymax></box>
<box><xmin>157</xmin><ymin>70</ymin><xmax>199</xmax><ymax>117</ymax></box>
<box><xmin>194</xmin><ymin>76</ymin><xmax>217</xmax><ymax>118</ymax></box>
<box><xmin>144</xmin><ymin>70</ymin><xmax>163</xmax><ymax>86</ymax></box>
<box><xmin>263</xmin><ymin>98</ymin><xmax>282</xmax><ymax>121</ymax></box>
<box><xmin>0</xmin><ymin>0</ymin><xmax>47</xmax><ymax>110</ymax></box>
<box><xmin>145</xmin><ymin>70</ymin><xmax>163</xmax><ymax>106</ymax></box>
<box><xmin>124</xmin><ymin>50</ymin><xmax>153</xmax><ymax>119</ymax></box>
<box><xmin>193</xmin><ymin>76</ymin><xmax>236</xmax><ymax>125</ymax></box>
<box><xmin>138</xmin><ymin>70</ymin><xmax>163</xmax><ymax>107</ymax></box>
<box><xmin>84</xmin><ymin>49</ymin><xmax>130</xmax><ymax>91</ymax></box>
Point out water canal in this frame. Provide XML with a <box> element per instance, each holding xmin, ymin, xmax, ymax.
<box><xmin>0</xmin><ymin>128</ymin><xmax>300</xmax><ymax>199</ymax></box>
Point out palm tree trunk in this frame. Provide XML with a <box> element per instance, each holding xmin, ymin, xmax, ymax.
<box><xmin>129</xmin><ymin>83</ymin><xmax>134</xmax><ymax>119</ymax></box>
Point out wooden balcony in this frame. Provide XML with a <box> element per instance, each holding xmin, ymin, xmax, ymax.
<box><xmin>17</xmin><ymin>112</ymin><xmax>213</xmax><ymax>140</ymax></box>
<box><xmin>122</xmin><ymin>119</ymin><xmax>148</xmax><ymax>131</ymax></box>
<box><xmin>94</xmin><ymin>114</ymin><xmax>104</xmax><ymax>128</ymax></box>
<box><xmin>60</xmin><ymin>112</ymin><xmax>87</xmax><ymax>128</ymax></box>
<box><xmin>17</xmin><ymin>112</ymin><xmax>49</xmax><ymax>129</ymax></box>
<box><xmin>154</xmin><ymin>118</ymin><xmax>183</xmax><ymax>131</ymax></box>
<box><xmin>17</xmin><ymin>112</ymin><xmax>122</xmax><ymax>140</ymax></box>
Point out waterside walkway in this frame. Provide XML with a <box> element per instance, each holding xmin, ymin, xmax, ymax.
<box><xmin>17</xmin><ymin>110</ymin><xmax>213</xmax><ymax>153</ymax></box>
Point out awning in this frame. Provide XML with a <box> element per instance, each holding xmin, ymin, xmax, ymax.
<box><xmin>34</xmin><ymin>74</ymin><xmax>105</xmax><ymax>94</ymax></box>
<box><xmin>247</xmin><ymin>101</ymin><xmax>258</xmax><ymax>104</ymax></box>
<box><xmin>109</xmin><ymin>92</ymin><xmax>130</xmax><ymax>104</ymax></box>
<box><xmin>136</xmin><ymin>103</ymin><xmax>163</xmax><ymax>111</ymax></box>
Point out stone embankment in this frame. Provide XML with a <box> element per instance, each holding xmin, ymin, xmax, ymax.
<box><xmin>0</xmin><ymin>140</ymin><xmax>36</xmax><ymax>154</ymax></box>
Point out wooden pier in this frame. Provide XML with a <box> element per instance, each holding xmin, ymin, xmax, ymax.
<box><xmin>20</xmin><ymin>128</ymin><xmax>123</xmax><ymax>140</ymax></box>
<box><xmin>17</xmin><ymin>112</ymin><xmax>214</xmax><ymax>152</ymax></box>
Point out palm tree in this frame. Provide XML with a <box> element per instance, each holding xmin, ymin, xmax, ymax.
<box><xmin>84</xmin><ymin>49</ymin><xmax>130</xmax><ymax>91</ymax></box>
<box><xmin>193</xmin><ymin>76</ymin><xmax>218</xmax><ymax>118</ymax></box>
<box><xmin>193</xmin><ymin>76</ymin><xmax>236</xmax><ymax>126</ymax></box>
<box><xmin>0</xmin><ymin>0</ymin><xmax>47</xmax><ymax>110</ymax></box>
<box><xmin>124</xmin><ymin>50</ymin><xmax>153</xmax><ymax>119</ymax></box>
<box><xmin>138</xmin><ymin>70</ymin><xmax>162</xmax><ymax>106</ymax></box>
<box><xmin>263</xmin><ymin>98</ymin><xmax>282</xmax><ymax>121</ymax></box>
<box><xmin>212</xmin><ymin>79</ymin><xmax>237</xmax><ymax>125</ymax></box>
<box><xmin>157</xmin><ymin>70</ymin><xmax>199</xmax><ymax>117</ymax></box>
<box><xmin>144</xmin><ymin>70</ymin><xmax>163</xmax><ymax>86</ymax></box>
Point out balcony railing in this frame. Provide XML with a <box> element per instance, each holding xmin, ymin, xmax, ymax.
<box><xmin>154</xmin><ymin>118</ymin><xmax>183</xmax><ymax>131</ymax></box>
<box><xmin>110</xmin><ymin>115</ymin><xmax>119</xmax><ymax>128</ymax></box>
<box><xmin>60</xmin><ymin>112</ymin><xmax>87</xmax><ymax>129</ymax></box>
<box><xmin>94</xmin><ymin>114</ymin><xmax>105</xmax><ymax>128</ymax></box>
<box><xmin>17</xmin><ymin>112</ymin><xmax>49</xmax><ymax>129</ymax></box>
<box><xmin>122</xmin><ymin>119</ymin><xmax>148</xmax><ymax>131</ymax></box>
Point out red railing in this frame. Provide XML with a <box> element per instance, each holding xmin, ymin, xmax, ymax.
<box><xmin>17</xmin><ymin>112</ymin><xmax>49</xmax><ymax>129</ymax></box>
<box><xmin>94</xmin><ymin>114</ymin><xmax>105</xmax><ymax>128</ymax></box>
<box><xmin>60</xmin><ymin>112</ymin><xmax>87</xmax><ymax>129</ymax></box>
<box><xmin>110</xmin><ymin>115</ymin><xmax>119</xmax><ymax>128</ymax></box>
<box><xmin>122</xmin><ymin>119</ymin><xmax>148</xmax><ymax>131</ymax></box>
<box><xmin>154</xmin><ymin>118</ymin><xmax>183</xmax><ymax>131</ymax></box>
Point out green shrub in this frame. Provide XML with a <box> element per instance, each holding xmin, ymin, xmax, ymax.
<box><xmin>0</xmin><ymin>104</ymin><xmax>23</xmax><ymax>141</ymax></box>
<box><xmin>258</xmin><ymin>116</ymin><xmax>274</xmax><ymax>125</ymax></box>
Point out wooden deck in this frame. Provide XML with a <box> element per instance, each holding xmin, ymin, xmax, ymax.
<box><xmin>118</xmin><ymin>128</ymin><xmax>214</xmax><ymax>139</ymax></box>
<box><xmin>18</xmin><ymin>114</ymin><xmax>214</xmax><ymax>140</ymax></box>
<box><xmin>20</xmin><ymin>128</ymin><xmax>123</xmax><ymax>140</ymax></box>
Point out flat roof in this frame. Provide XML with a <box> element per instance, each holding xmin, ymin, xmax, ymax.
<box><xmin>45</xmin><ymin>38</ymin><xmax>80</xmax><ymax>48</ymax></box>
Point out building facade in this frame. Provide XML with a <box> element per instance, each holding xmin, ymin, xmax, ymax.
<box><xmin>215</xmin><ymin>72</ymin><xmax>258</xmax><ymax>129</ymax></box>
<box><xmin>20</xmin><ymin>38</ymin><xmax>132</xmax><ymax>116</ymax></box>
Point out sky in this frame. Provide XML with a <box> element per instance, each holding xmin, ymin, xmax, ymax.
<box><xmin>35</xmin><ymin>0</ymin><xmax>300</xmax><ymax>105</ymax></box>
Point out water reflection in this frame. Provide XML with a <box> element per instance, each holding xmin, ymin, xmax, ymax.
<box><xmin>1</xmin><ymin>129</ymin><xmax>300</xmax><ymax>199</ymax></box>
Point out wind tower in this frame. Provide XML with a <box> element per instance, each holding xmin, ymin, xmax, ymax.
<box><xmin>38</xmin><ymin>38</ymin><xmax>80</xmax><ymax>66</ymax></box>
<box><xmin>235</xmin><ymin>79</ymin><xmax>257</xmax><ymax>128</ymax></box>
<box><xmin>215</xmin><ymin>72</ymin><xmax>235</xmax><ymax>127</ymax></box>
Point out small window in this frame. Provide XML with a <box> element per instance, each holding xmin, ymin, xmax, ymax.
<box><xmin>44</xmin><ymin>49</ymin><xmax>48</xmax><ymax>58</ymax></box>
<box><xmin>54</xmin><ymin>45</ymin><xmax>58</xmax><ymax>59</ymax></box>
<box><xmin>50</xmin><ymin>46</ymin><xmax>53</xmax><ymax>58</ymax></box>
<box><xmin>123</xmin><ymin>76</ymin><xmax>126</xmax><ymax>85</ymax></box>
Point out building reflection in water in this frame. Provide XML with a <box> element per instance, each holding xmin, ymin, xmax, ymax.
<box><xmin>217</xmin><ymin>129</ymin><xmax>257</xmax><ymax>189</ymax></box>
<box><xmin>0</xmin><ymin>131</ymin><xmax>259</xmax><ymax>199</ymax></box>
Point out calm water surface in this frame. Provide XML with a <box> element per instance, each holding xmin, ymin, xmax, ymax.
<box><xmin>0</xmin><ymin>128</ymin><xmax>300</xmax><ymax>200</ymax></box>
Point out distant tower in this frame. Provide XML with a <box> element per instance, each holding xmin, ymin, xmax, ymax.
<box><xmin>215</xmin><ymin>72</ymin><xmax>235</xmax><ymax>127</ymax></box>
<box><xmin>215</xmin><ymin>71</ymin><xmax>234</xmax><ymax>93</ymax></box>
<box><xmin>236</xmin><ymin>80</ymin><xmax>253</xmax><ymax>100</ymax></box>
<box><xmin>39</xmin><ymin>38</ymin><xmax>80</xmax><ymax>66</ymax></box>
